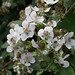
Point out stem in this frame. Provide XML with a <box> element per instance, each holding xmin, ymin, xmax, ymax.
<box><xmin>26</xmin><ymin>71</ymin><xmax>28</xmax><ymax>75</ymax></box>
<box><xmin>57</xmin><ymin>3</ymin><xmax>75</xmax><ymax>24</ymax></box>
<box><xmin>0</xmin><ymin>59</ymin><xmax>13</xmax><ymax>71</ymax></box>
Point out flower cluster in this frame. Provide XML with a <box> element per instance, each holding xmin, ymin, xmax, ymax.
<box><xmin>6</xmin><ymin>0</ymin><xmax>75</xmax><ymax>74</ymax></box>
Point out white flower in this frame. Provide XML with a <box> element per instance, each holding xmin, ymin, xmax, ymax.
<box><xmin>58</xmin><ymin>50</ymin><xmax>70</xmax><ymax>68</ymax></box>
<box><xmin>20</xmin><ymin>53</ymin><xmax>35</xmax><ymax>66</ymax></box>
<box><xmin>2</xmin><ymin>2</ymin><xmax>11</xmax><ymax>7</ymax></box>
<box><xmin>50</xmin><ymin>37</ymin><xmax>65</xmax><ymax>51</ymax></box>
<box><xmin>64</xmin><ymin>32</ymin><xmax>75</xmax><ymax>49</ymax></box>
<box><xmin>38</xmin><ymin>27</ymin><xmax>54</xmax><ymax>43</ymax></box>
<box><xmin>26</xmin><ymin>11</ymin><xmax>44</xmax><ymax>23</ymax></box>
<box><xmin>25</xmin><ymin>6</ymin><xmax>39</xmax><ymax>16</ymax></box>
<box><xmin>31</xmin><ymin>39</ymin><xmax>39</xmax><ymax>48</ymax></box>
<box><xmin>48</xmin><ymin>20</ymin><xmax>57</xmax><ymax>27</ymax></box>
<box><xmin>13</xmin><ymin>47</ymin><xmax>24</xmax><ymax>61</ymax></box>
<box><xmin>7</xmin><ymin>29</ymin><xmax>20</xmax><ymax>45</ymax></box>
<box><xmin>20</xmin><ymin>20</ymin><xmax>35</xmax><ymax>41</ymax></box>
<box><xmin>6</xmin><ymin>45</ymin><xmax>13</xmax><ymax>52</ymax></box>
<box><xmin>44</xmin><ymin>0</ymin><xmax>59</xmax><ymax>5</ymax></box>
<box><xmin>55</xmin><ymin>50</ymin><xmax>70</xmax><ymax>68</ymax></box>
<box><xmin>25</xmin><ymin>6</ymin><xmax>44</xmax><ymax>23</ymax></box>
<box><xmin>43</xmin><ymin>20</ymin><xmax>57</xmax><ymax>28</ymax></box>
<box><xmin>14</xmin><ymin>24</ymin><xmax>23</xmax><ymax>35</ymax></box>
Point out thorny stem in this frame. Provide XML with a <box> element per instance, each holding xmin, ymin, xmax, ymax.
<box><xmin>57</xmin><ymin>3</ymin><xmax>75</xmax><ymax>24</ymax></box>
<box><xmin>0</xmin><ymin>58</ymin><xmax>13</xmax><ymax>71</ymax></box>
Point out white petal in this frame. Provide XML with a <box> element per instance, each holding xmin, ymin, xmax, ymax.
<box><xmin>26</xmin><ymin>52</ymin><xmax>32</xmax><ymax>57</ymax></box>
<box><xmin>31</xmin><ymin>39</ymin><xmax>38</xmax><ymax>48</ymax></box>
<box><xmin>52</xmin><ymin>20</ymin><xmax>57</xmax><ymax>27</ymax></box>
<box><xmin>63</xmin><ymin>61</ymin><xmax>69</xmax><ymax>68</ymax></box>
<box><xmin>28</xmin><ymin>31</ymin><xmax>34</xmax><ymax>38</ymax></box>
<box><xmin>37</xmin><ymin>16</ymin><xmax>44</xmax><ymax>23</ymax></box>
<box><xmin>60</xmin><ymin>50</ymin><xmax>63</xmax><ymax>56</ymax></box>
<box><xmin>22</xmin><ymin>20</ymin><xmax>28</xmax><ymax>28</ymax></box>
<box><xmin>7</xmin><ymin>46</ymin><xmax>13</xmax><ymax>52</ymax></box>
<box><xmin>70</xmin><ymin>39</ymin><xmax>75</xmax><ymax>46</ymax></box>
<box><xmin>44</xmin><ymin>7</ymin><xmax>51</xmax><ymax>12</ymax></box>
<box><xmin>21</xmin><ymin>33</ymin><xmax>28</xmax><ymax>41</ymax></box>
<box><xmin>14</xmin><ymin>24</ymin><xmax>23</xmax><ymax>34</ymax></box>
<box><xmin>44</xmin><ymin>0</ymin><xmax>59</xmax><ymax>5</ymax></box>
<box><xmin>10</xmin><ymin>29</ymin><xmax>14</xmax><ymax>34</ymax></box>
<box><xmin>30</xmin><ymin>11</ymin><xmax>36</xmax><ymax>20</ymax></box>
<box><xmin>7</xmin><ymin>34</ymin><xmax>12</xmax><ymax>40</ymax></box>
<box><xmin>68</xmin><ymin>32</ymin><xmax>74</xmax><ymax>38</ymax></box>
<box><xmin>25</xmin><ymin>62</ymin><xmax>31</xmax><ymax>66</ymax></box>
<box><xmin>55</xmin><ymin>45</ymin><xmax>61</xmax><ymax>51</ymax></box>
<box><xmin>58</xmin><ymin>37</ymin><xmax>65</xmax><ymax>45</ymax></box>
<box><xmin>64</xmin><ymin>32</ymin><xmax>74</xmax><ymax>39</ymax></box>
<box><xmin>64</xmin><ymin>54</ymin><xmax>70</xmax><ymax>59</ymax></box>
<box><xmin>25</xmin><ymin>6</ymin><xmax>31</xmax><ymax>16</ymax></box>
<box><xmin>44</xmin><ymin>26</ymin><xmax>53</xmax><ymax>32</ymax></box>
<box><xmin>29</xmin><ymin>23</ymin><xmax>35</xmax><ymax>31</ymax></box>
<box><xmin>38</xmin><ymin>29</ymin><xmax>44</xmax><ymax>40</ymax></box>
<box><xmin>32</xmin><ymin>6</ymin><xmax>39</xmax><ymax>11</ymax></box>
<box><xmin>30</xmin><ymin>57</ymin><xmax>35</xmax><ymax>63</ymax></box>
<box><xmin>26</xmin><ymin>15</ymin><xmax>33</xmax><ymax>22</ymax></box>
<box><xmin>65</xmin><ymin>43</ymin><xmax>71</xmax><ymax>49</ymax></box>
<box><xmin>42</xmin><ymin>50</ymin><xmax>48</xmax><ymax>55</ymax></box>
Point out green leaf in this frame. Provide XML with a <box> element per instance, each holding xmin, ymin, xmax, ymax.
<box><xmin>7</xmin><ymin>62</ymin><xmax>14</xmax><ymax>69</ymax></box>
<box><xmin>63</xmin><ymin>0</ymin><xmax>75</xmax><ymax>8</ymax></box>
<box><xmin>36</xmin><ymin>71</ymin><xmax>43</xmax><ymax>75</ymax></box>
<box><xmin>71</xmin><ymin>48</ymin><xmax>75</xmax><ymax>56</ymax></box>
<box><xmin>32</xmin><ymin>52</ymin><xmax>37</xmax><ymax>56</ymax></box>
<box><xmin>57</xmin><ymin>8</ymin><xmax>75</xmax><ymax>33</ymax></box>
<box><xmin>57</xmin><ymin>66</ymin><xmax>75</xmax><ymax>75</ymax></box>
<box><xmin>70</xmin><ymin>56</ymin><xmax>75</xmax><ymax>69</ymax></box>
<box><xmin>9</xmin><ymin>52</ymin><xmax>14</xmax><ymax>58</ymax></box>
<box><xmin>1</xmin><ymin>42</ymin><xmax>8</xmax><ymax>48</ymax></box>
<box><xmin>1</xmin><ymin>50</ymin><xmax>7</xmax><ymax>59</ymax></box>
<box><xmin>31</xmin><ymin>57</ymin><xmax>41</xmax><ymax>70</ymax></box>
<box><xmin>0</xmin><ymin>41</ymin><xmax>3</xmax><ymax>51</ymax></box>
<box><xmin>0</xmin><ymin>62</ymin><xmax>3</xmax><ymax>68</ymax></box>
<box><xmin>8</xmin><ymin>20</ymin><xmax>22</xmax><ymax>26</ymax></box>
<box><xmin>7</xmin><ymin>71</ymin><xmax>12</xmax><ymax>75</ymax></box>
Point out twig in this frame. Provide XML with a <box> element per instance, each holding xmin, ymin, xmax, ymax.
<box><xmin>57</xmin><ymin>3</ymin><xmax>75</xmax><ymax>24</ymax></box>
<box><xmin>0</xmin><ymin>59</ymin><xmax>13</xmax><ymax>71</ymax></box>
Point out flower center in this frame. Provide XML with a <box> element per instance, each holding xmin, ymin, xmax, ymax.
<box><xmin>24</xmin><ymin>27</ymin><xmax>30</xmax><ymax>34</ymax></box>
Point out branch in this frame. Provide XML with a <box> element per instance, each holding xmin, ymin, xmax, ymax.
<box><xmin>0</xmin><ymin>59</ymin><xmax>13</xmax><ymax>71</ymax></box>
<box><xmin>57</xmin><ymin>3</ymin><xmax>75</xmax><ymax>24</ymax></box>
